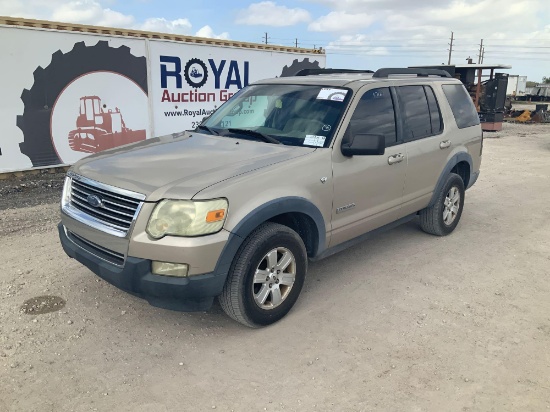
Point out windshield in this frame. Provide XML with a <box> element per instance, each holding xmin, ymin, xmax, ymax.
<box><xmin>201</xmin><ymin>84</ymin><xmax>350</xmax><ymax>147</ymax></box>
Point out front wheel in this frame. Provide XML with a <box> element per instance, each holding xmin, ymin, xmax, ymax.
<box><xmin>419</xmin><ymin>173</ymin><xmax>465</xmax><ymax>236</ymax></box>
<box><xmin>219</xmin><ymin>222</ymin><xmax>307</xmax><ymax>327</ymax></box>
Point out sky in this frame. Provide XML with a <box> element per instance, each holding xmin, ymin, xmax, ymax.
<box><xmin>1</xmin><ymin>0</ymin><xmax>549</xmax><ymax>82</ymax></box>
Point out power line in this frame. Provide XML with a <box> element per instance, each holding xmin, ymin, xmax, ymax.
<box><xmin>324</xmin><ymin>48</ymin><xmax>550</xmax><ymax>58</ymax></box>
<box><xmin>485</xmin><ymin>50</ymin><xmax>550</xmax><ymax>54</ymax></box>
<box><xmin>485</xmin><ymin>45</ymin><xmax>550</xmax><ymax>48</ymax></box>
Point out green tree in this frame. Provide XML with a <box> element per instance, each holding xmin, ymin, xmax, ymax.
<box><xmin>543</xmin><ymin>76</ymin><xmax>550</xmax><ymax>84</ymax></box>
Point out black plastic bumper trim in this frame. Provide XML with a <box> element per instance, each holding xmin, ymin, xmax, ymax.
<box><xmin>59</xmin><ymin>223</ymin><xmax>227</xmax><ymax>312</ymax></box>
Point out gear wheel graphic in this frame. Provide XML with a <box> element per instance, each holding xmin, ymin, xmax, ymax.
<box><xmin>16</xmin><ymin>41</ymin><xmax>147</xmax><ymax>167</ymax></box>
<box><xmin>279</xmin><ymin>58</ymin><xmax>321</xmax><ymax>77</ymax></box>
<box><xmin>184</xmin><ymin>58</ymin><xmax>208</xmax><ymax>88</ymax></box>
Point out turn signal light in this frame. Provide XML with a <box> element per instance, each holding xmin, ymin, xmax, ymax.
<box><xmin>206</xmin><ymin>209</ymin><xmax>225</xmax><ymax>222</ymax></box>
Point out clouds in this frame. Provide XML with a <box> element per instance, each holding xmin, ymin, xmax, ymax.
<box><xmin>235</xmin><ymin>1</ymin><xmax>311</xmax><ymax>27</ymax></box>
<box><xmin>51</xmin><ymin>0</ymin><xmax>133</xmax><ymax>27</ymax></box>
<box><xmin>139</xmin><ymin>18</ymin><xmax>193</xmax><ymax>34</ymax></box>
<box><xmin>0</xmin><ymin>0</ymin><xmax>230</xmax><ymax>39</ymax></box>
<box><xmin>0</xmin><ymin>0</ymin><xmax>549</xmax><ymax>79</ymax></box>
<box><xmin>308</xmin><ymin>11</ymin><xmax>374</xmax><ymax>32</ymax></box>
<box><xmin>306</xmin><ymin>0</ymin><xmax>550</xmax><ymax>41</ymax></box>
<box><xmin>195</xmin><ymin>25</ymin><xmax>229</xmax><ymax>40</ymax></box>
<box><xmin>326</xmin><ymin>35</ymin><xmax>389</xmax><ymax>55</ymax></box>
<box><xmin>303</xmin><ymin>0</ymin><xmax>550</xmax><ymax>69</ymax></box>
<box><xmin>138</xmin><ymin>19</ymin><xmax>228</xmax><ymax>39</ymax></box>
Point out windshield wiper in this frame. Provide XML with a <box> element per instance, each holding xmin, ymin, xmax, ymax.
<box><xmin>227</xmin><ymin>128</ymin><xmax>281</xmax><ymax>145</ymax></box>
<box><xmin>195</xmin><ymin>125</ymin><xmax>219</xmax><ymax>135</ymax></box>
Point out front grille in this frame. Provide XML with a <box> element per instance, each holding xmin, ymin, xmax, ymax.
<box><xmin>66</xmin><ymin>229</ymin><xmax>125</xmax><ymax>267</ymax></box>
<box><xmin>69</xmin><ymin>177</ymin><xmax>142</xmax><ymax>234</ymax></box>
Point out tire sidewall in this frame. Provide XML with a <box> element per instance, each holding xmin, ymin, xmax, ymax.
<box><xmin>239</xmin><ymin>229</ymin><xmax>307</xmax><ymax>326</ymax></box>
<box><xmin>437</xmin><ymin>174</ymin><xmax>465</xmax><ymax>235</ymax></box>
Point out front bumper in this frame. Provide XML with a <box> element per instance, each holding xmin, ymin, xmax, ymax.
<box><xmin>58</xmin><ymin>223</ymin><xmax>227</xmax><ymax>311</ymax></box>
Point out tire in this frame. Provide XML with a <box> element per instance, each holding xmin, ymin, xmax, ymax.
<box><xmin>219</xmin><ymin>222</ymin><xmax>307</xmax><ymax>327</ymax></box>
<box><xmin>17</xmin><ymin>41</ymin><xmax>147</xmax><ymax>167</ymax></box>
<box><xmin>419</xmin><ymin>173</ymin><xmax>465</xmax><ymax>236</ymax></box>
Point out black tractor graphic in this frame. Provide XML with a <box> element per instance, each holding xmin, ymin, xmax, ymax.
<box><xmin>190</xmin><ymin>67</ymin><xmax>203</xmax><ymax>78</ymax></box>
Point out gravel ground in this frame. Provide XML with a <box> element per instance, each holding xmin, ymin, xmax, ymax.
<box><xmin>0</xmin><ymin>171</ymin><xmax>65</xmax><ymax>211</ymax></box>
<box><xmin>1</xmin><ymin>123</ymin><xmax>550</xmax><ymax>411</ymax></box>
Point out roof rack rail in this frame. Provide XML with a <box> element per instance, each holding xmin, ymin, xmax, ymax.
<box><xmin>373</xmin><ymin>68</ymin><xmax>451</xmax><ymax>78</ymax></box>
<box><xmin>295</xmin><ymin>68</ymin><xmax>374</xmax><ymax>76</ymax></box>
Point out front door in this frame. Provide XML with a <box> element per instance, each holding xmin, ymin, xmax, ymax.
<box><xmin>330</xmin><ymin>86</ymin><xmax>406</xmax><ymax>247</ymax></box>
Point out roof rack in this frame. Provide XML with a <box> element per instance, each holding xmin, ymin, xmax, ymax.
<box><xmin>373</xmin><ymin>68</ymin><xmax>451</xmax><ymax>78</ymax></box>
<box><xmin>295</xmin><ymin>68</ymin><xmax>374</xmax><ymax>76</ymax></box>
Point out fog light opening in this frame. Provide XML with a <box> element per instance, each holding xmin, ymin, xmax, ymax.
<box><xmin>151</xmin><ymin>261</ymin><xmax>189</xmax><ymax>277</ymax></box>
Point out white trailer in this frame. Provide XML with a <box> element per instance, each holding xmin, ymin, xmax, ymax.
<box><xmin>506</xmin><ymin>75</ymin><xmax>527</xmax><ymax>97</ymax></box>
<box><xmin>0</xmin><ymin>17</ymin><xmax>325</xmax><ymax>173</ymax></box>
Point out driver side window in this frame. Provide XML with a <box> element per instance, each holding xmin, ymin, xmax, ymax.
<box><xmin>345</xmin><ymin>87</ymin><xmax>397</xmax><ymax>147</ymax></box>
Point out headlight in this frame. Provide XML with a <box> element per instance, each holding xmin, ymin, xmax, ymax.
<box><xmin>146</xmin><ymin>199</ymin><xmax>228</xmax><ymax>238</ymax></box>
<box><xmin>61</xmin><ymin>176</ymin><xmax>72</xmax><ymax>207</ymax></box>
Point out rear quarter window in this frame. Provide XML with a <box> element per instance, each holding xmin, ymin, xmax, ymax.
<box><xmin>442</xmin><ymin>84</ymin><xmax>480</xmax><ymax>129</ymax></box>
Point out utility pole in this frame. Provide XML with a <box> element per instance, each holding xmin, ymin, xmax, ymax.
<box><xmin>481</xmin><ymin>47</ymin><xmax>485</xmax><ymax>64</ymax></box>
<box><xmin>477</xmin><ymin>39</ymin><xmax>484</xmax><ymax>64</ymax></box>
<box><xmin>295</xmin><ymin>38</ymin><xmax>298</xmax><ymax>48</ymax></box>
<box><xmin>447</xmin><ymin>31</ymin><xmax>454</xmax><ymax>65</ymax></box>
<box><xmin>264</xmin><ymin>32</ymin><xmax>268</xmax><ymax>44</ymax></box>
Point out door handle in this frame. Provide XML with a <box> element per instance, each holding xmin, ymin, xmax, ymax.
<box><xmin>387</xmin><ymin>153</ymin><xmax>404</xmax><ymax>165</ymax></box>
<box><xmin>439</xmin><ymin>140</ymin><xmax>451</xmax><ymax>149</ymax></box>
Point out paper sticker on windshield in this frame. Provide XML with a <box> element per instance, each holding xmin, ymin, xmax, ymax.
<box><xmin>304</xmin><ymin>135</ymin><xmax>326</xmax><ymax>147</ymax></box>
<box><xmin>317</xmin><ymin>88</ymin><xmax>348</xmax><ymax>102</ymax></box>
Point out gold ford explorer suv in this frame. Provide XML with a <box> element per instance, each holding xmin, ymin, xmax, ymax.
<box><xmin>59</xmin><ymin>68</ymin><xmax>482</xmax><ymax>327</ymax></box>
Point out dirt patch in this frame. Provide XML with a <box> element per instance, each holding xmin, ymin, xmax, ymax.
<box><xmin>0</xmin><ymin>170</ymin><xmax>65</xmax><ymax>210</ymax></box>
<box><xmin>20</xmin><ymin>296</ymin><xmax>66</xmax><ymax>315</ymax></box>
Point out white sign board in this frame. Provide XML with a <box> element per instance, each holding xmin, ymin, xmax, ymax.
<box><xmin>0</xmin><ymin>25</ymin><xmax>325</xmax><ymax>172</ymax></box>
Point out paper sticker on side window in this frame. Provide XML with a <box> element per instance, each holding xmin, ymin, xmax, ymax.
<box><xmin>303</xmin><ymin>135</ymin><xmax>326</xmax><ymax>147</ymax></box>
<box><xmin>317</xmin><ymin>88</ymin><xmax>348</xmax><ymax>102</ymax></box>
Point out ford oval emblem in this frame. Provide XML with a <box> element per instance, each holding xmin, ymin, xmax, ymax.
<box><xmin>87</xmin><ymin>194</ymin><xmax>103</xmax><ymax>208</ymax></box>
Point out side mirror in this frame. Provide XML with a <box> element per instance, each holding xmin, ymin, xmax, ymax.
<box><xmin>341</xmin><ymin>133</ymin><xmax>385</xmax><ymax>156</ymax></box>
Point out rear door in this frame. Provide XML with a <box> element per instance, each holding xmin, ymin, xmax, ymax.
<box><xmin>397</xmin><ymin>84</ymin><xmax>451</xmax><ymax>215</ymax></box>
<box><xmin>330</xmin><ymin>86</ymin><xmax>406</xmax><ymax>247</ymax></box>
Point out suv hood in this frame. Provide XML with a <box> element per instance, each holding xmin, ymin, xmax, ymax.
<box><xmin>73</xmin><ymin>132</ymin><xmax>316</xmax><ymax>201</ymax></box>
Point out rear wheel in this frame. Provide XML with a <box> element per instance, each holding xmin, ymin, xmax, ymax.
<box><xmin>219</xmin><ymin>222</ymin><xmax>307</xmax><ymax>327</ymax></box>
<box><xmin>419</xmin><ymin>173</ymin><xmax>465</xmax><ymax>236</ymax></box>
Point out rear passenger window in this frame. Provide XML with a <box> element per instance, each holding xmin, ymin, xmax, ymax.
<box><xmin>425</xmin><ymin>86</ymin><xmax>443</xmax><ymax>134</ymax></box>
<box><xmin>346</xmin><ymin>87</ymin><xmax>397</xmax><ymax>147</ymax></box>
<box><xmin>396</xmin><ymin>86</ymin><xmax>431</xmax><ymax>141</ymax></box>
<box><xmin>442</xmin><ymin>84</ymin><xmax>480</xmax><ymax>129</ymax></box>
